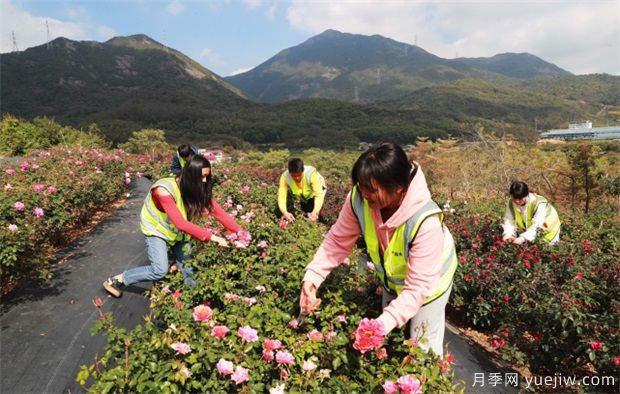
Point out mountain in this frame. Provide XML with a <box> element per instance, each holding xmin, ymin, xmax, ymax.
<box><xmin>1</xmin><ymin>34</ymin><xmax>247</xmax><ymax>142</ymax></box>
<box><xmin>226</xmin><ymin>29</ymin><xmax>571</xmax><ymax>103</ymax></box>
<box><xmin>0</xmin><ymin>35</ymin><xmax>437</xmax><ymax>147</ymax></box>
<box><xmin>1</xmin><ymin>33</ymin><xmax>613</xmax><ymax>148</ymax></box>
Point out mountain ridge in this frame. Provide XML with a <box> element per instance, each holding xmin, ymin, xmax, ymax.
<box><xmin>226</xmin><ymin>29</ymin><xmax>571</xmax><ymax>103</ymax></box>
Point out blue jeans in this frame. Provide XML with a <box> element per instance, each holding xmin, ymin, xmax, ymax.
<box><xmin>123</xmin><ymin>236</ymin><xmax>196</xmax><ymax>287</ymax></box>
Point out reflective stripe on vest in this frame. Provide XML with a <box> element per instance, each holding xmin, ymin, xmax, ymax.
<box><xmin>177</xmin><ymin>152</ymin><xmax>186</xmax><ymax>170</ymax></box>
<box><xmin>351</xmin><ymin>186</ymin><xmax>458</xmax><ymax>304</ymax></box>
<box><xmin>140</xmin><ymin>177</ymin><xmax>190</xmax><ymax>244</ymax></box>
<box><xmin>285</xmin><ymin>166</ymin><xmax>325</xmax><ymax>201</ymax></box>
<box><xmin>509</xmin><ymin>194</ymin><xmax>561</xmax><ymax>243</ymax></box>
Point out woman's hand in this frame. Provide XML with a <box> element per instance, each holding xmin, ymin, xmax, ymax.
<box><xmin>283</xmin><ymin>212</ymin><xmax>295</xmax><ymax>222</ymax></box>
<box><xmin>307</xmin><ymin>212</ymin><xmax>319</xmax><ymax>222</ymax></box>
<box><xmin>299</xmin><ymin>281</ymin><xmax>321</xmax><ymax>313</ymax></box>
<box><xmin>210</xmin><ymin>235</ymin><xmax>230</xmax><ymax>248</ymax></box>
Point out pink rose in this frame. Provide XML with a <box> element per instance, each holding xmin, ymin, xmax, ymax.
<box><xmin>325</xmin><ymin>331</ymin><xmax>337</xmax><ymax>341</ymax></box>
<box><xmin>33</xmin><ymin>184</ymin><xmax>45</xmax><ymax>192</ymax></box>
<box><xmin>307</xmin><ymin>330</ymin><xmax>323</xmax><ymax>342</ymax></box>
<box><xmin>591</xmin><ymin>341</ymin><xmax>603</xmax><ymax>351</ymax></box>
<box><xmin>376</xmin><ymin>347</ymin><xmax>388</xmax><ymax>360</ymax></box>
<box><xmin>288</xmin><ymin>319</ymin><xmax>299</xmax><ymax>330</ymax></box>
<box><xmin>8</xmin><ymin>224</ymin><xmax>18</xmax><ymax>232</ymax></box>
<box><xmin>34</xmin><ymin>207</ymin><xmax>45</xmax><ymax>218</ymax></box>
<box><xmin>13</xmin><ymin>201</ymin><xmax>25</xmax><ymax>211</ymax></box>
<box><xmin>5</xmin><ymin>168</ymin><xmax>15</xmax><ymax>175</ymax></box>
<box><xmin>263</xmin><ymin>339</ymin><xmax>282</xmax><ymax>351</ymax></box>
<box><xmin>258</xmin><ymin>240</ymin><xmax>268</xmax><ymax>249</ymax></box>
<box><xmin>211</xmin><ymin>325</ymin><xmax>230</xmax><ymax>339</ymax></box>
<box><xmin>353</xmin><ymin>318</ymin><xmax>385</xmax><ymax>354</ymax></box>
<box><xmin>192</xmin><ymin>304</ymin><xmax>213</xmax><ymax>322</ymax></box>
<box><xmin>216</xmin><ymin>359</ymin><xmax>234</xmax><ymax>375</ymax></box>
<box><xmin>337</xmin><ymin>314</ymin><xmax>347</xmax><ymax>324</ymax></box>
<box><xmin>382</xmin><ymin>380</ymin><xmax>398</xmax><ymax>394</ymax></box>
<box><xmin>262</xmin><ymin>349</ymin><xmax>274</xmax><ymax>362</ymax></box>
<box><xmin>231</xmin><ymin>365</ymin><xmax>249</xmax><ymax>384</ymax></box>
<box><xmin>275</xmin><ymin>350</ymin><xmax>295</xmax><ymax>365</ymax></box>
<box><xmin>47</xmin><ymin>185</ymin><xmax>57</xmax><ymax>194</ymax></box>
<box><xmin>241</xmin><ymin>185</ymin><xmax>250</xmax><ymax>194</ymax></box>
<box><xmin>170</xmin><ymin>342</ymin><xmax>191</xmax><ymax>355</ymax></box>
<box><xmin>397</xmin><ymin>375</ymin><xmax>422</xmax><ymax>394</ymax></box>
<box><xmin>19</xmin><ymin>161</ymin><xmax>29</xmax><ymax>170</ymax></box>
<box><xmin>237</xmin><ymin>326</ymin><xmax>259</xmax><ymax>343</ymax></box>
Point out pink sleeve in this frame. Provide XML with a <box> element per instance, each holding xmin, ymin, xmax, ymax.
<box><xmin>377</xmin><ymin>216</ymin><xmax>444</xmax><ymax>333</ymax></box>
<box><xmin>209</xmin><ymin>199</ymin><xmax>242</xmax><ymax>233</ymax></box>
<box><xmin>302</xmin><ymin>192</ymin><xmax>361</xmax><ymax>288</ymax></box>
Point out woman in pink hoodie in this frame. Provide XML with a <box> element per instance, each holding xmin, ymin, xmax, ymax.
<box><xmin>299</xmin><ymin>142</ymin><xmax>457</xmax><ymax>357</ymax></box>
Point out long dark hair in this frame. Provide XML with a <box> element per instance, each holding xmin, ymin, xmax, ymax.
<box><xmin>352</xmin><ymin>142</ymin><xmax>413</xmax><ymax>192</ymax></box>
<box><xmin>179</xmin><ymin>155</ymin><xmax>213</xmax><ymax>221</ymax></box>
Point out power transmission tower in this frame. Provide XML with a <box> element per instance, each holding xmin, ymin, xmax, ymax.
<box><xmin>354</xmin><ymin>86</ymin><xmax>359</xmax><ymax>102</ymax></box>
<box><xmin>46</xmin><ymin>20</ymin><xmax>51</xmax><ymax>49</ymax></box>
<box><xmin>12</xmin><ymin>31</ymin><xmax>18</xmax><ymax>52</ymax></box>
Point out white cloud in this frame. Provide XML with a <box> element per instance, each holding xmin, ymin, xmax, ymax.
<box><xmin>285</xmin><ymin>1</ymin><xmax>620</xmax><ymax>75</ymax></box>
<box><xmin>229</xmin><ymin>66</ymin><xmax>254</xmax><ymax>76</ymax></box>
<box><xmin>266</xmin><ymin>4</ymin><xmax>277</xmax><ymax>20</ymax></box>
<box><xmin>0</xmin><ymin>0</ymin><xmax>120</xmax><ymax>53</ymax></box>
<box><xmin>66</xmin><ymin>6</ymin><xmax>88</xmax><ymax>20</ymax></box>
<box><xmin>243</xmin><ymin>0</ymin><xmax>262</xmax><ymax>10</ymax></box>
<box><xmin>1</xmin><ymin>0</ymin><xmax>88</xmax><ymax>53</ymax></box>
<box><xmin>198</xmin><ymin>47</ymin><xmax>225</xmax><ymax>70</ymax></box>
<box><xmin>97</xmin><ymin>26</ymin><xmax>117</xmax><ymax>40</ymax></box>
<box><xmin>167</xmin><ymin>0</ymin><xmax>184</xmax><ymax>16</ymax></box>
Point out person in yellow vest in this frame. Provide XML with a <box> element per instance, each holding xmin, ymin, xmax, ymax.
<box><xmin>170</xmin><ymin>144</ymin><xmax>206</xmax><ymax>176</ymax></box>
<box><xmin>103</xmin><ymin>155</ymin><xmax>242</xmax><ymax>297</ymax></box>
<box><xmin>298</xmin><ymin>142</ymin><xmax>457</xmax><ymax>357</ymax></box>
<box><xmin>277</xmin><ymin>158</ymin><xmax>326</xmax><ymax>222</ymax></box>
<box><xmin>502</xmin><ymin>181</ymin><xmax>561</xmax><ymax>245</ymax></box>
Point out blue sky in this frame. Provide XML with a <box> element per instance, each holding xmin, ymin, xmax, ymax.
<box><xmin>1</xmin><ymin>0</ymin><xmax>618</xmax><ymax>76</ymax></box>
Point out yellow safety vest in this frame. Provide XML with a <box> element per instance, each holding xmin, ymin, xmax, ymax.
<box><xmin>140</xmin><ymin>177</ymin><xmax>190</xmax><ymax>244</ymax></box>
<box><xmin>508</xmin><ymin>194</ymin><xmax>561</xmax><ymax>243</ymax></box>
<box><xmin>285</xmin><ymin>166</ymin><xmax>325</xmax><ymax>202</ymax></box>
<box><xmin>351</xmin><ymin>187</ymin><xmax>458</xmax><ymax>304</ymax></box>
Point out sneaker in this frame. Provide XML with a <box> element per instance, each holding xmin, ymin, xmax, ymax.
<box><xmin>103</xmin><ymin>277</ymin><xmax>123</xmax><ymax>298</ymax></box>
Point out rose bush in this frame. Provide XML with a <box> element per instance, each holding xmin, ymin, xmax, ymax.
<box><xmin>446</xmin><ymin>201</ymin><xmax>619</xmax><ymax>381</ymax></box>
<box><xmin>0</xmin><ymin>147</ymin><xmax>152</xmax><ymax>287</ymax></box>
<box><xmin>78</xmin><ymin>163</ymin><xmax>460</xmax><ymax>393</ymax></box>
